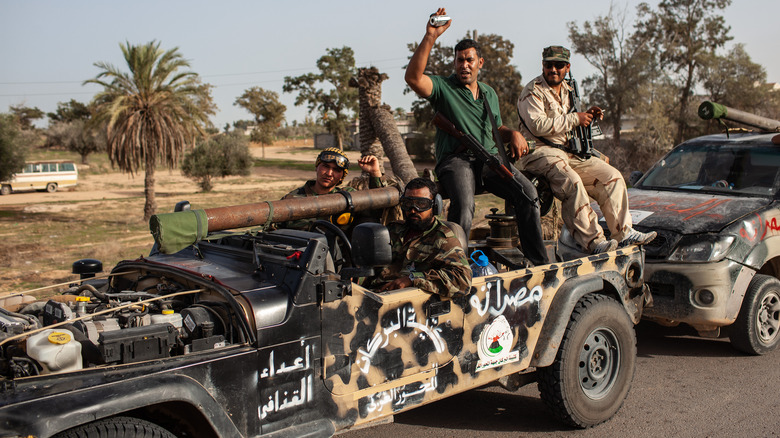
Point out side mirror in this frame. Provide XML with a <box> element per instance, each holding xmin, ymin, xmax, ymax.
<box><xmin>351</xmin><ymin>222</ymin><xmax>392</xmax><ymax>267</ymax></box>
<box><xmin>340</xmin><ymin>223</ymin><xmax>392</xmax><ymax>280</ymax></box>
<box><xmin>628</xmin><ymin>171</ymin><xmax>644</xmax><ymax>187</ymax></box>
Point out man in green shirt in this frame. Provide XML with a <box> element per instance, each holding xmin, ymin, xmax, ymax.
<box><xmin>404</xmin><ymin>8</ymin><xmax>547</xmax><ymax>266</ymax></box>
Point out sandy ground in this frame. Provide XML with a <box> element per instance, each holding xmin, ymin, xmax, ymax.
<box><xmin>0</xmin><ymin>145</ymin><xmax>381</xmax><ymax>210</ymax></box>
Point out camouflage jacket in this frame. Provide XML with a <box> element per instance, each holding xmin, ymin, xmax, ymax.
<box><xmin>277</xmin><ymin>176</ymin><xmax>385</xmax><ymax>231</ymax></box>
<box><xmin>366</xmin><ymin>217</ymin><xmax>472</xmax><ymax>297</ymax></box>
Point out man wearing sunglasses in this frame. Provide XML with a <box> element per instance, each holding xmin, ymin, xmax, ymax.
<box><xmin>516</xmin><ymin>45</ymin><xmax>656</xmax><ymax>254</ymax></box>
<box><xmin>278</xmin><ymin>148</ymin><xmax>385</xmax><ymax>231</ymax></box>
<box><xmin>405</xmin><ymin>8</ymin><xmax>548</xmax><ymax>267</ymax></box>
<box><xmin>366</xmin><ymin>178</ymin><xmax>471</xmax><ymax>297</ymax></box>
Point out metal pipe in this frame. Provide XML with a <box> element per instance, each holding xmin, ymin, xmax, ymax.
<box><xmin>698</xmin><ymin>101</ymin><xmax>780</xmax><ymax>132</ymax></box>
<box><xmin>204</xmin><ymin>186</ymin><xmax>401</xmax><ymax>232</ymax></box>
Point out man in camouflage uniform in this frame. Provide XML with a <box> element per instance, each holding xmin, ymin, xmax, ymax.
<box><xmin>516</xmin><ymin>45</ymin><xmax>656</xmax><ymax>254</ymax></box>
<box><xmin>278</xmin><ymin>148</ymin><xmax>386</xmax><ymax>232</ymax></box>
<box><xmin>368</xmin><ymin>178</ymin><xmax>471</xmax><ymax>297</ymax></box>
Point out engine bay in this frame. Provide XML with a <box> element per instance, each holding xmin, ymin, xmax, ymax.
<box><xmin>0</xmin><ymin>269</ymin><xmax>247</xmax><ymax>380</ymax></box>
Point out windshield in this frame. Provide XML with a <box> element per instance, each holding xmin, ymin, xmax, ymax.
<box><xmin>637</xmin><ymin>143</ymin><xmax>780</xmax><ymax>197</ymax></box>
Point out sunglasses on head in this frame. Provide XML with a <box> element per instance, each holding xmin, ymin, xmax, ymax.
<box><xmin>320</xmin><ymin>153</ymin><xmax>349</xmax><ymax>169</ymax></box>
<box><xmin>399</xmin><ymin>196</ymin><xmax>434</xmax><ymax>212</ymax></box>
<box><xmin>543</xmin><ymin>61</ymin><xmax>569</xmax><ymax>70</ymax></box>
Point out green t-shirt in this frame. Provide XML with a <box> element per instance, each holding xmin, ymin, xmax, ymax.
<box><xmin>427</xmin><ymin>74</ymin><xmax>503</xmax><ymax>165</ymax></box>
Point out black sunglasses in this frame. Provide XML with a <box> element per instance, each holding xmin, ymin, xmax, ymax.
<box><xmin>543</xmin><ymin>61</ymin><xmax>569</xmax><ymax>70</ymax></box>
<box><xmin>399</xmin><ymin>196</ymin><xmax>434</xmax><ymax>212</ymax></box>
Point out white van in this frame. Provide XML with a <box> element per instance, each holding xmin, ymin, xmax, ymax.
<box><xmin>1</xmin><ymin>160</ymin><xmax>78</xmax><ymax>195</ymax></box>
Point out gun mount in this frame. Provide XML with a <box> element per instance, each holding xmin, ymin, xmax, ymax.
<box><xmin>698</xmin><ymin>101</ymin><xmax>780</xmax><ymax>133</ymax></box>
<box><xmin>148</xmin><ymin>186</ymin><xmax>401</xmax><ymax>254</ymax></box>
<box><xmin>203</xmin><ymin>186</ymin><xmax>401</xmax><ymax>232</ymax></box>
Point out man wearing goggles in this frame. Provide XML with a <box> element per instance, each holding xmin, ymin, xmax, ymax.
<box><xmin>277</xmin><ymin>148</ymin><xmax>386</xmax><ymax>232</ymax></box>
<box><xmin>517</xmin><ymin>45</ymin><xmax>655</xmax><ymax>254</ymax></box>
<box><xmin>366</xmin><ymin>178</ymin><xmax>471</xmax><ymax>297</ymax></box>
<box><xmin>398</xmin><ymin>196</ymin><xmax>434</xmax><ymax>213</ymax></box>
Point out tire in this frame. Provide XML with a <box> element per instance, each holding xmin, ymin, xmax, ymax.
<box><xmin>0</xmin><ymin>185</ymin><xmax>10</xmax><ymax>196</ymax></box>
<box><xmin>730</xmin><ymin>274</ymin><xmax>780</xmax><ymax>355</ymax></box>
<box><xmin>46</xmin><ymin>182</ymin><xmax>58</xmax><ymax>193</ymax></box>
<box><xmin>53</xmin><ymin>416</ymin><xmax>176</xmax><ymax>438</ymax></box>
<box><xmin>537</xmin><ymin>294</ymin><xmax>636</xmax><ymax>428</ymax></box>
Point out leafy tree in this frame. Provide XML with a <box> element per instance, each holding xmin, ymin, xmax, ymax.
<box><xmin>469</xmin><ymin>32</ymin><xmax>524</xmax><ymax>130</ymax></box>
<box><xmin>701</xmin><ymin>44</ymin><xmax>767</xmax><ymax>113</ymax></box>
<box><xmin>759</xmin><ymin>88</ymin><xmax>780</xmax><ymax>122</ymax></box>
<box><xmin>628</xmin><ymin>77</ymin><xmax>678</xmax><ymax>158</ymax></box>
<box><xmin>9</xmin><ymin>105</ymin><xmax>44</xmax><ymax>130</ymax></box>
<box><xmin>406</xmin><ymin>32</ymin><xmax>523</xmax><ymax>140</ymax></box>
<box><xmin>232</xmin><ymin>120</ymin><xmax>254</xmax><ymax>132</ymax></box>
<box><xmin>85</xmin><ymin>40</ymin><xmax>216</xmax><ymax>220</ymax></box>
<box><xmin>568</xmin><ymin>4</ymin><xmax>653</xmax><ymax>145</ymax></box>
<box><xmin>0</xmin><ymin>113</ymin><xmax>28</xmax><ymax>182</ymax></box>
<box><xmin>181</xmin><ymin>132</ymin><xmax>252</xmax><ymax>192</ymax></box>
<box><xmin>637</xmin><ymin>0</ymin><xmax>732</xmax><ymax>143</ymax></box>
<box><xmin>234</xmin><ymin>87</ymin><xmax>286</xmax><ymax>158</ymax></box>
<box><xmin>47</xmin><ymin>120</ymin><xmax>106</xmax><ymax>164</ymax></box>
<box><xmin>283</xmin><ymin>46</ymin><xmax>358</xmax><ymax>149</ymax></box>
<box><xmin>47</xmin><ymin>99</ymin><xmax>91</xmax><ymax>123</ymax></box>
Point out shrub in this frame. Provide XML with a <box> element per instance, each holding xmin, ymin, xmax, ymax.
<box><xmin>181</xmin><ymin>132</ymin><xmax>252</xmax><ymax>192</ymax></box>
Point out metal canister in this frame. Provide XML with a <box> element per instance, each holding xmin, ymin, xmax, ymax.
<box><xmin>485</xmin><ymin>208</ymin><xmax>518</xmax><ymax>248</ymax></box>
<box><xmin>429</xmin><ymin>15</ymin><xmax>451</xmax><ymax>27</ymax></box>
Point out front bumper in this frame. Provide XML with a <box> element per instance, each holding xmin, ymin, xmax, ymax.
<box><xmin>642</xmin><ymin>258</ymin><xmax>755</xmax><ymax>331</ymax></box>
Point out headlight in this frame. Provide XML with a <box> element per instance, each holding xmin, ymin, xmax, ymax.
<box><xmin>668</xmin><ymin>235</ymin><xmax>735</xmax><ymax>262</ymax></box>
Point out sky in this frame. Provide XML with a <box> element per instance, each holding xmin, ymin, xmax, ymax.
<box><xmin>1</xmin><ymin>0</ymin><xmax>778</xmax><ymax>129</ymax></box>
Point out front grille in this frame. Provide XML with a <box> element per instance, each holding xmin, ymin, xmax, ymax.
<box><xmin>637</xmin><ymin>228</ymin><xmax>680</xmax><ymax>259</ymax></box>
<box><xmin>647</xmin><ymin>281</ymin><xmax>675</xmax><ymax>298</ymax></box>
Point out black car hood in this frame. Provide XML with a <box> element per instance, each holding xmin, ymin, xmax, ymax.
<box><xmin>623</xmin><ymin>189</ymin><xmax>772</xmax><ymax>235</ymax></box>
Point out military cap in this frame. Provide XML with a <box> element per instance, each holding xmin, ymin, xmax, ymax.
<box><xmin>542</xmin><ymin>46</ymin><xmax>570</xmax><ymax>63</ymax></box>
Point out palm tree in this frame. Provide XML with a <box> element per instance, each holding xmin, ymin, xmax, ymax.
<box><xmin>85</xmin><ymin>40</ymin><xmax>216</xmax><ymax>220</ymax></box>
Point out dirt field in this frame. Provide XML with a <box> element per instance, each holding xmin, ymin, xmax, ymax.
<box><xmin>0</xmin><ymin>143</ymin><xmax>364</xmax><ymax>209</ymax></box>
<box><xmin>0</xmin><ymin>144</ymin><xmax>329</xmax><ymax>294</ymax></box>
<box><xmin>0</xmin><ymin>143</ymin><xmax>516</xmax><ymax>295</ymax></box>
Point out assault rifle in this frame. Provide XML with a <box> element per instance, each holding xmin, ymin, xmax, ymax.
<box><xmin>432</xmin><ymin>112</ymin><xmax>536</xmax><ymax>205</ymax></box>
<box><xmin>567</xmin><ymin>72</ymin><xmax>602</xmax><ymax>159</ymax></box>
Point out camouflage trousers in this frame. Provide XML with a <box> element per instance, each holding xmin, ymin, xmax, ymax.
<box><xmin>520</xmin><ymin>146</ymin><xmax>632</xmax><ymax>250</ymax></box>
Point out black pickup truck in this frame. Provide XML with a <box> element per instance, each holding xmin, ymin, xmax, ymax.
<box><xmin>0</xmin><ymin>187</ymin><xmax>649</xmax><ymax>437</ymax></box>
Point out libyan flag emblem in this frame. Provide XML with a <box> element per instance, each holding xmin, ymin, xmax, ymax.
<box><xmin>488</xmin><ymin>335</ymin><xmax>504</xmax><ymax>354</ymax></box>
<box><xmin>476</xmin><ymin>315</ymin><xmax>520</xmax><ymax>372</ymax></box>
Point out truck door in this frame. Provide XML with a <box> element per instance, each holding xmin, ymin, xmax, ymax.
<box><xmin>320</xmin><ymin>284</ymin><xmax>464</xmax><ymax>409</ymax></box>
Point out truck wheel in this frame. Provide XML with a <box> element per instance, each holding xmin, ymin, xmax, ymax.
<box><xmin>730</xmin><ymin>274</ymin><xmax>780</xmax><ymax>355</ymax></box>
<box><xmin>0</xmin><ymin>185</ymin><xmax>10</xmax><ymax>196</ymax></box>
<box><xmin>537</xmin><ymin>294</ymin><xmax>636</xmax><ymax>428</ymax></box>
<box><xmin>46</xmin><ymin>182</ymin><xmax>58</xmax><ymax>193</ymax></box>
<box><xmin>53</xmin><ymin>416</ymin><xmax>176</xmax><ymax>438</ymax></box>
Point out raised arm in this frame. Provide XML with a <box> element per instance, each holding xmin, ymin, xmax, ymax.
<box><xmin>404</xmin><ymin>8</ymin><xmax>451</xmax><ymax>98</ymax></box>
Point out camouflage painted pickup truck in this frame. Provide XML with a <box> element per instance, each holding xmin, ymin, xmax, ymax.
<box><xmin>0</xmin><ymin>187</ymin><xmax>648</xmax><ymax>437</ymax></box>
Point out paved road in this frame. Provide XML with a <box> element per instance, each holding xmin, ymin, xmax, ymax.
<box><xmin>340</xmin><ymin>322</ymin><xmax>780</xmax><ymax>437</ymax></box>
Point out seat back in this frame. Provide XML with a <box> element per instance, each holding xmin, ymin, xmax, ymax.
<box><xmin>442</xmin><ymin>220</ymin><xmax>468</xmax><ymax>252</ymax></box>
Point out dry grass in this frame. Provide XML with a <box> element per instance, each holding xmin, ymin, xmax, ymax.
<box><xmin>0</xmin><ymin>185</ymin><xmax>295</xmax><ymax>296</ymax></box>
<box><xmin>1</xmin><ymin>140</ymin><xmax>564</xmax><ymax>296</ymax></box>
